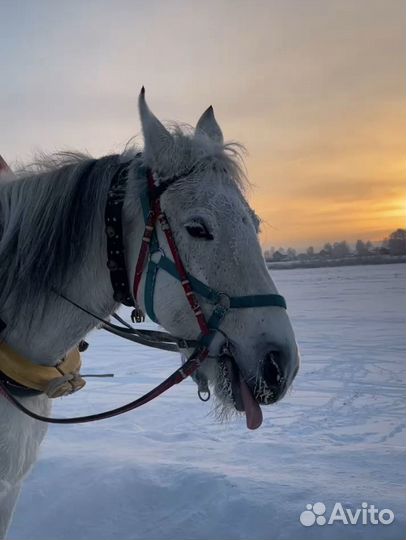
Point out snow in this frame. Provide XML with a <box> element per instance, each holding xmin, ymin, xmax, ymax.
<box><xmin>8</xmin><ymin>264</ymin><xmax>405</xmax><ymax>540</ymax></box>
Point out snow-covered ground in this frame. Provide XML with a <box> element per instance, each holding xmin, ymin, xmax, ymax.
<box><xmin>8</xmin><ymin>264</ymin><xmax>405</xmax><ymax>540</ymax></box>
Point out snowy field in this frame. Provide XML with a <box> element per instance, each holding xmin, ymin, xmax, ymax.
<box><xmin>9</xmin><ymin>264</ymin><xmax>405</xmax><ymax>540</ymax></box>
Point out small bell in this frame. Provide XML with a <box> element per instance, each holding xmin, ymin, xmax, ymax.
<box><xmin>131</xmin><ymin>307</ymin><xmax>145</xmax><ymax>323</ymax></box>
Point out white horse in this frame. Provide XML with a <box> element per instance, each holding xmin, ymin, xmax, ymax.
<box><xmin>0</xmin><ymin>90</ymin><xmax>299</xmax><ymax>537</ymax></box>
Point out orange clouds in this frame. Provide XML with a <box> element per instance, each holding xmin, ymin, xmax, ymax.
<box><xmin>248</xmin><ymin>97</ymin><xmax>405</xmax><ymax>250</ymax></box>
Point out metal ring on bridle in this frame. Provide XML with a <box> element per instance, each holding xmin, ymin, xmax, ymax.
<box><xmin>198</xmin><ymin>388</ymin><xmax>211</xmax><ymax>402</ymax></box>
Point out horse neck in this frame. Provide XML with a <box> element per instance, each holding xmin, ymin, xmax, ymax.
<box><xmin>1</xmin><ymin>156</ymin><xmax>141</xmax><ymax>367</ymax></box>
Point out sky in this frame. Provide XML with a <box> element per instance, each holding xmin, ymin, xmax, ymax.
<box><xmin>1</xmin><ymin>0</ymin><xmax>404</xmax><ymax>250</ymax></box>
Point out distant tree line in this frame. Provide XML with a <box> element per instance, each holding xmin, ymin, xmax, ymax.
<box><xmin>264</xmin><ymin>228</ymin><xmax>406</xmax><ymax>262</ymax></box>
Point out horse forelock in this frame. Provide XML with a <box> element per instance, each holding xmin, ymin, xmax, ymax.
<box><xmin>164</xmin><ymin>125</ymin><xmax>248</xmax><ymax>192</ymax></box>
<box><xmin>159</xmin><ymin>128</ymin><xmax>259</xmax><ymax>232</ymax></box>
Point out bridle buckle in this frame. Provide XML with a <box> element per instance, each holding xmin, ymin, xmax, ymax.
<box><xmin>217</xmin><ymin>292</ymin><xmax>231</xmax><ymax>310</ymax></box>
<box><xmin>149</xmin><ymin>248</ymin><xmax>165</xmax><ymax>264</ymax></box>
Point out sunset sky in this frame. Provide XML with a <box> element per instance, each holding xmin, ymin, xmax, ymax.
<box><xmin>1</xmin><ymin>0</ymin><xmax>404</xmax><ymax>250</ymax></box>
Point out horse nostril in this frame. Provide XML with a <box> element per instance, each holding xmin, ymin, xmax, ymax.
<box><xmin>262</xmin><ymin>351</ymin><xmax>283</xmax><ymax>387</ymax></box>
<box><xmin>254</xmin><ymin>350</ymin><xmax>288</xmax><ymax>405</ymax></box>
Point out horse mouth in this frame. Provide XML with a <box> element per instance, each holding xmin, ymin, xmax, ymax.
<box><xmin>217</xmin><ymin>356</ymin><xmax>263</xmax><ymax>430</ymax></box>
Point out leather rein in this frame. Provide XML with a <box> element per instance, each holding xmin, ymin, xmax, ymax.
<box><xmin>0</xmin><ymin>159</ymin><xmax>287</xmax><ymax>424</ymax></box>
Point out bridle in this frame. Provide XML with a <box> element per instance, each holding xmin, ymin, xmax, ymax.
<box><xmin>0</xmin><ymin>158</ymin><xmax>287</xmax><ymax>424</ymax></box>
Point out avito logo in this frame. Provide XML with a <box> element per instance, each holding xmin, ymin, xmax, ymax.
<box><xmin>299</xmin><ymin>502</ymin><xmax>395</xmax><ymax>527</ymax></box>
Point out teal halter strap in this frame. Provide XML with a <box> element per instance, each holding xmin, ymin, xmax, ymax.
<box><xmin>145</xmin><ymin>255</ymin><xmax>287</xmax><ymax>316</ymax></box>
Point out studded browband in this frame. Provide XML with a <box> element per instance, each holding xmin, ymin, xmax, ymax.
<box><xmin>105</xmin><ymin>161</ymin><xmax>135</xmax><ymax>307</ymax></box>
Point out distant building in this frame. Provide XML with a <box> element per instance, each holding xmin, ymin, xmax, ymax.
<box><xmin>318</xmin><ymin>249</ymin><xmax>330</xmax><ymax>258</ymax></box>
<box><xmin>272</xmin><ymin>251</ymin><xmax>288</xmax><ymax>262</ymax></box>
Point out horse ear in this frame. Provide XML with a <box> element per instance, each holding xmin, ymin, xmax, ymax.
<box><xmin>138</xmin><ymin>87</ymin><xmax>174</xmax><ymax>167</ymax></box>
<box><xmin>195</xmin><ymin>106</ymin><xmax>224</xmax><ymax>144</ymax></box>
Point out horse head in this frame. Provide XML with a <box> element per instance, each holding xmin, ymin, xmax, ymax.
<box><xmin>124</xmin><ymin>91</ymin><xmax>300</xmax><ymax>429</ymax></box>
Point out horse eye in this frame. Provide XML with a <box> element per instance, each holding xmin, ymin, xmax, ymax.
<box><xmin>185</xmin><ymin>221</ymin><xmax>214</xmax><ymax>240</ymax></box>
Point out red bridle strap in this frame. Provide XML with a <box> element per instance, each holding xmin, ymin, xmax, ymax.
<box><xmin>132</xmin><ymin>170</ymin><xmax>210</xmax><ymax>337</ymax></box>
<box><xmin>132</xmin><ymin>207</ymin><xmax>157</xmax><ymax>299</ymax></box>
<box><xmin>156</xmin><ymin>201</ymin><xmax>210</xmax><ymax>336</ymax></box>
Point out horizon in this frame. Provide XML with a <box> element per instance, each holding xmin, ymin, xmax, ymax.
<box><xmin>1</xmin><ymin>0</ymin><xmax>404</xmax><ymax>250</ymax></box>
<box><xmin>264</xmin><ymin>227</ymin><xmax>405</xmax><ymax>253</ymax></box>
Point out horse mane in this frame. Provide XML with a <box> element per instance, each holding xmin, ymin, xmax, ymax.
<box><xmin>0</xmin><ymin>126</ymin><xmax>250</xmax><ymax>319</ymax></box>
<box><xmin>0</xmin><ymin>152</ymin><xmax>132</xmax><ymax>315</ymax></box>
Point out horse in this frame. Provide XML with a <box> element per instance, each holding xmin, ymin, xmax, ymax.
<box><xmin>0</xmin><ymin>89</ymin><xmax>299</xmax><ymax>536</ymax></box>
